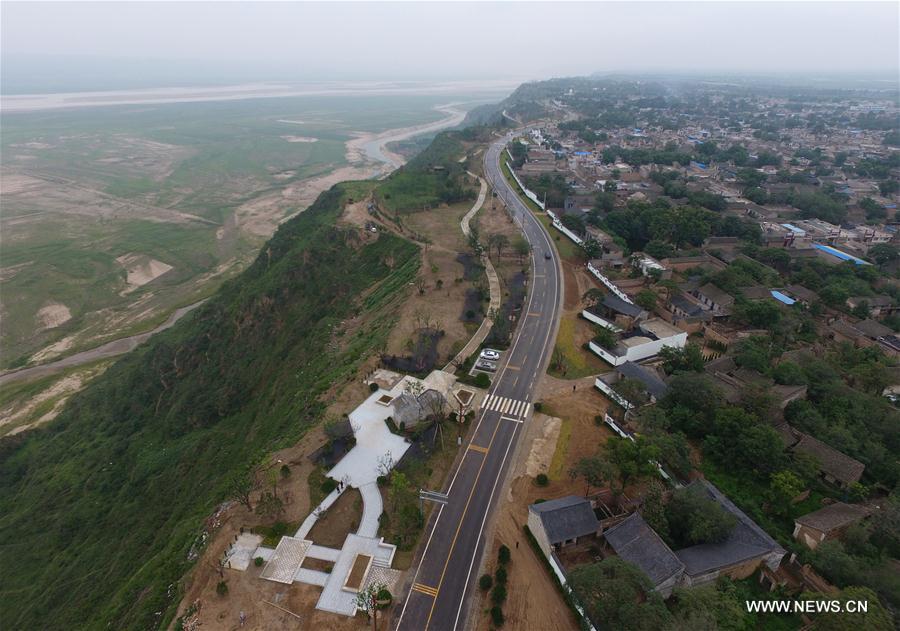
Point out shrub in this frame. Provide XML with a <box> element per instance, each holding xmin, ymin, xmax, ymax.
<box><xmin>535</xmin><ymin>473</ymin><xmax>549</xmax><ymax>486</ymax></box>
<box><xmin>280</xmin><ymin>464</ymin><xmax>291</xmax><ymax>478</ymax></box>
<box><xmin>494</xmin><ymin>566</ymin><xmax>507</xmax><ymax>585</ymax></box>
<box><xmin>376</xmin><ymin>588</ymin><xmax>393</xmax><ymax>609</ymax></box>
<box><xmin>474</xmin><ymin>373</ymin><xmax>491</xmax><ymax>388</ymax></box>
<box><xmin>377</xmin><ymin>475</ymin><xmax>388</xmax><ymax>486</ymax></box>
<box><xmin>216</xmin><ymin>580</ymin><xmax>228</xmax><ymax>596</ymax></box>
<box><xmin>533</xmin><ymin>402</ymin><xmax>543</xmax><ymax>412</ymax></box>
<box><xmin>479</xmin><ymin>574</ymin><xmax>493</xmax><ymax>591</ymax></box>
<box><xmin>490</xmin><ymin>606</ymin><xmax>505</xmax><ymax>626</ymax></box>
<box><xmin>491</xmin><ymin>584</ymin><xmax>507</xmax><ymax>605</ymax></box>
<box><xmin>498</xmin><ymin>545</ymin><xmax>511</xmax><ymax>565</ymax></box>
<box><xmin>254</xmin><ymin>556</ymin><xmax>264</xmax><ymax>567</ymax></box>
<box><xmin>594</xmin><ymin>414</ymin><xmax>604</xmax><ymax>426</ymax></box>
<box><xmin>321</xmin><ymin>477</ymin><xmax>338</xmax><ymax>494</ymax></box>
<box><xmin>369</xmin><ymin>382</ymin><xmax>380</xmax><ymax>393</ymax></box>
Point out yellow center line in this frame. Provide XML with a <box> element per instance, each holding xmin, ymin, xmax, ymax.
<box><xmin>527</xmin><ymin>311</ymin><xmax>542</xmax><ymax>317</ymax></box>
<box><xmin>506</xmin><ymin>365</ymin><xmax>520</xmax><ymax>371</ymax></box>
<box><xmin>425</xmin><ymin>416</ymin><xmax>504</xmax><ymax>628</ymax></box>
<box><xmin>468</xmin><ymin>444</ymin><xmax>489</xmax><ymax>454</ymax></box>
<box><xmin>413</xmin><ymin>583</ymin><xmax>439</xmax><ymax>597</ymax></box>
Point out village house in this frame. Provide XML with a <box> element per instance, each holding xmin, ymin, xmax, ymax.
<box><xmin>788</xmin><ymin>431</ymin><xmax>866</xmax><ymax>489</ymax></box>
<box><xmin>527</xmin><ymin>496</ymin><xmax>601</xmax><ymax>559</ymax></box>
<box><xmin>793</xmin><ymin>502</ymin><xmax>872</xmax><ymax>550</ymax></box>
<box><xmin>692</xmin><ymin>283</ymin><xmax>735</xmax><ymax>316</ymax></box>
<box><xmin>602</xmin><ymin>481</ymin><xmax>785</xmax><ymax>595</ymax></box>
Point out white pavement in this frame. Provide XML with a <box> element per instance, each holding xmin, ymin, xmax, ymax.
<box><xmin>315</xmin><ymin>534</ymin><xmax>398</xmax><ymax>616</ymax></box>
<box><xmin>357</xmin><ymin>482</ymin><xmax>384</xmax><ymax>538</ymax></box>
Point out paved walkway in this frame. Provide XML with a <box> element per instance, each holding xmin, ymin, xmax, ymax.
<box><xmin>357</xmin><ymin>482</ymin><xmax>383</xmax><ymax>537</ymax></box>
<box><xmin>446</xmin><ymin>172</ymin><xmax>502</xmax><ymax>372</ymax></box>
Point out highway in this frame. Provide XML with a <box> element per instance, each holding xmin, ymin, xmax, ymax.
<box><xmin>395</xmin><ymin>132</ymin><xmax>563</xmax><ymax>630</ymax></box>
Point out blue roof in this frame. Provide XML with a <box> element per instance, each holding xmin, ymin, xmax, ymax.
<box><xmin>573</xmin><ymin>151</ymin><xmax>591</xmax><ymax>156</ymax></box>
<box><xmin>781</xmin><ymin>223</ymin><xmax>805</xmax><ymax>234</ymax></box>
<box><xmin>812</xmin><ymin>243</ymin><xmax>870</xmax><ymax>265</ymax></box>
<box><xmin>770</xmin><ymin>290</ymin><xmax>796</xmax><ymax>305</ymax></box>
<box><xmin>691</xmin><ymin>161</ymin><xmax>708</xmax><ymax>169</ymax></box>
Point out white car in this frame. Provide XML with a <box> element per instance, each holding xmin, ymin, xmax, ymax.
<box><xmin>480</xmin><ymin>349</ymin><xmax>500</xmax><ymax>361</ymax></box>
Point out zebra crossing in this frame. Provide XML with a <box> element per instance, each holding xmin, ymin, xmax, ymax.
<box><xmin>480</xmin><ymin>394</ymin><xmax>531</xmax><ymax>420</ymax></box>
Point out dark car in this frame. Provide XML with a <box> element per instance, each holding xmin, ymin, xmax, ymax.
<box><xmin>544</xmin><ymin>251</ymin><xmax>552</xmax><ymax>260</ymax></box>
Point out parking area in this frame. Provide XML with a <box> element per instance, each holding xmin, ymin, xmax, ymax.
<box><xmin>469</xmin><ymin>347</ymin><xmax>505</xmax><ymax>376</ymax></box>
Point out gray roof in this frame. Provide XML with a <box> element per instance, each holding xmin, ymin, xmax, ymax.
<box><xmin>616</xmin><ymin>362</ymin><xmax>668</xmax><ymax>399</ymax></box>
<box><xmin>696</xmin><ymin>283</ymin><xmax>735</xmax><ymax>308</ymax></box>
<box><xmin>530</xmin><ymin>496</ymin><xmax>599</xmax><ymax>544</ymax></box>
<box><xmin>601</xmin><ymin>293</ymin><xmax>646</xmax><ymax>318</ymax></box>
<box><xmin>854</xmin><ymin>318</ymin><xmax>893</xmax><ymax>339</ymax></box>
<box><xmin>673</xmin><ymin>481</ymin><xmax>785</xmax><ymax>577</ymax></box>
<box><xmin>669</xmin><ymin>294</ymin><xmax>706</xmax><ymax>317</ymax></box>
<box><xmin>604</xmin><ymin>513</ymin><xmax>684</xmax><ymax>587</ymax></box>
<box><xmin>792</xmin><ymin>433</ymin><xmax>865</xmax><ymax>485</ymax></box>
<box><xmin>795</xmin><ymin>502</ymin><xmax>871</xmax><ymax>533</ymax></box>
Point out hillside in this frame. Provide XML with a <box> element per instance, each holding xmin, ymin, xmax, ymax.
<box><xmin>0</xmin><ymin>181</ymin><xmax>420</xmax><ymax>629</ymax></box>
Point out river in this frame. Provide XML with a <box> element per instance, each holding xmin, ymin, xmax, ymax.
<box><xmin>0</xmin><ymin>103</ymin><xmax>466</xmax><ymax>387</ymax></box>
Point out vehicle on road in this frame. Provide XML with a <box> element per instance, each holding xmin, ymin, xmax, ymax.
<box><xmin>479</xmin><ymin>349</ymin><xmax>500</xmax><ymax>360</ymax></box>
<box><xmin>544</xmin><ymin>251</ymin><xmax>552</xmax><ymax>260</ymax></box>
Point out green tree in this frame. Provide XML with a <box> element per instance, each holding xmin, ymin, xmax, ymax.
<box><xmin>635</xmin><ymin>289</ymin><xmax>658</xmax><ymax>311</ymax></box>
<box><xmin>583</xmin><ymin>238</ymin><xmax>603</xmax><ymax>260</ymax></box>
<box><xmin>667</xmin><ymin>580</ymin><xmax>750</xmax><ymax>631</ymax></box>
<box><xmin>666</xmin><ymin>486</ymin><xmax>737</xmax><ymax>547</ymax></box>
<box><xmin>878</xmin><ymin>180</ymin><xmax>898</xmax><ymax>197</ymax></box>
<box><xmin>868</xmin><ymin>243</ymin><xmax>899</xmax><ymax>266</ymax></box>
<box><xmin>570</xmin><ymin>455</ymin><xmax>615</xmax><ymax>495</ymax></box>
<box><xmin>659</xmin><ymin>344</ymin><xmax>705</xmax><ymax>374</ymax></box>
<box><xmin>768</xmin><ymin>470</ymin><xmax>804</xmax><ymax>516</ymax></box>
<box><xmin>593</xmin><ymin>327</ymin><xmax>617</xmax><ymax>350</ymax></box>
<box><xmin>568</xmin><ymin>557</ymin><xmax>673</xmax><ymax>631</ymax></box>
<box><xmin>512</xmin><ymin>236</ymin><xmax>531</xmax><ymax>262</ymax></box>
<box><xmin>806</xmin><ymin>587</ymin><xmax>893</xmax><ymax>631</ymax></box>
<box><xmin>488</xmin><ymin>233</ymin><xmax>510</xmax><ymax>258</ymax></box>
<box><xmin>641</xmin><ymin>481</ymin><xmax>671</xmax><ymax>543</ymax></box>
<box><xmin>773</xmin><ymin>361</ymin><xmax>807</xmax><ymax>386</ymax></box>
<box><xmin>607</xmin><ymin>436</ymin><xmax>660</xmax><ymax>492</ymax></box>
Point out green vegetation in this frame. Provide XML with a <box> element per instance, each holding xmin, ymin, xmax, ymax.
<box><xmin>376</xmin><ymin>132</ymin><xmax>475</xmax><ymax>212</ymax></box>
<box><xmin>0</xmin><ymin>183</ymin><xmax>420</xmax><ymax>630</ymax></box>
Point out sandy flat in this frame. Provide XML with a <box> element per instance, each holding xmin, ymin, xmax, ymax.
<box><xmin>36</xmin><ymin>303</ymin><xmax>72</xmax><ymax>329</ymax></box>
<box><xmin>280</xmin><ymin>135</ymin><xmax>318</xmax><ymax>143</ymax></box>
<box><xmin>116</xmin><ymin>253</ymin><xmax>173</xmax><ymax>292</ymax></box>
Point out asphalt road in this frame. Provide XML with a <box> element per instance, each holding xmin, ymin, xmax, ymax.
<box><xmin>395</xmin><ymin>133</ymin><xmax>563</xmax><ymax>630</ymax></box>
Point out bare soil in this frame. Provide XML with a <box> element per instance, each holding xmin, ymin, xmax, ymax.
<box><xmin>307</xmin><ymin>488</ymin><xmax>363</xmax><ymax>548</ymax></box>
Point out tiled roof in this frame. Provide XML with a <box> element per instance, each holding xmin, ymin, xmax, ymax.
<box><xmin>673</xmin><ymin>481</ymin><xmax>784</xmax><ymax>577</ymax></box>
<box><xmin>793</xmin><ymin>433</ymin><xmax>865</xmax><ymax>485</ymax></box>
<box><xmin>530</xmin><ymin>496</ymin><xmax>599</xmax><ymax>544</ymax></box>
<box><xmin>795</xmin><ymin>502</ymin><xmax>871</xmax><ymax>533</ymax></box>
<box><xmin>604</xmin><ymin>513</ymin><xmax>684</xmax><ymax>586</ymax></box>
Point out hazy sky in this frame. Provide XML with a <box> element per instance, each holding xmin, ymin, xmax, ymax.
<box><xmin>2</xmin><ymin>1</ymin><xmax>898</xmax><ymax>91</ymax></box>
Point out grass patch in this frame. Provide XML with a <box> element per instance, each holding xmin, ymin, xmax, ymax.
<box><xmin>535</xmin><ymin>214</ymin><xmax>583</xmax><ymax>263</ymax></box>
<box><xmin>549</xmin><ymin>317</ymin><xmax>610</xmax><ymax>379</ymax></box>
<box><xmin>500</xmin><ymin>159</ymin><xmax>542</xmax><ymax>213</ymax></box>
<box><xmin>548</xmin><ymin>418</ymin><xmax>573</xmax><ymax>480</ymax></box>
